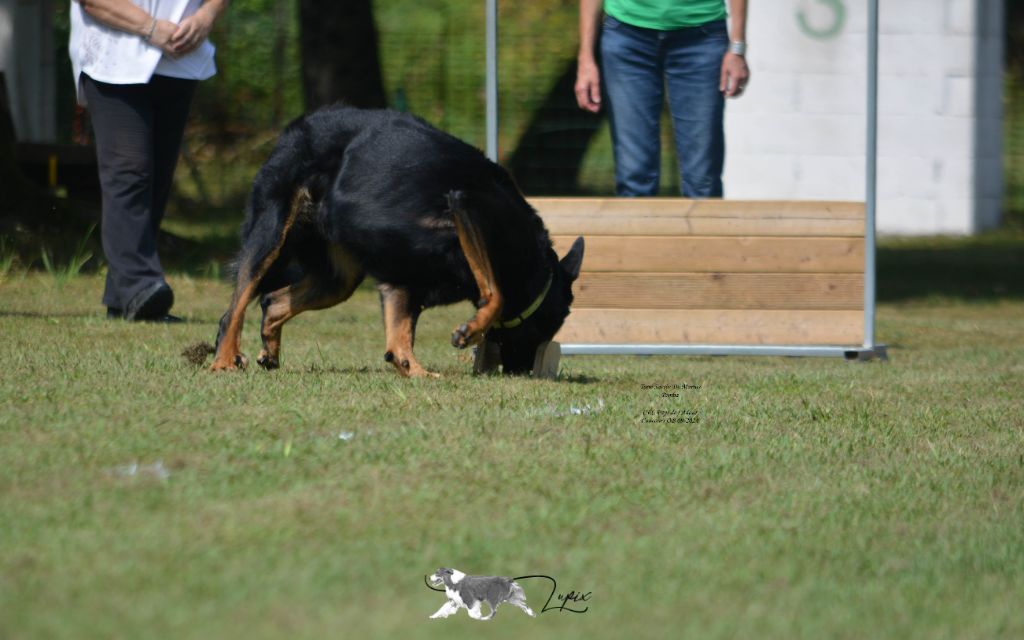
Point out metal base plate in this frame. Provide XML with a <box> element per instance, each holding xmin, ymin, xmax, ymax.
<box><xmin>560</xmin><ymin>344</ymin><xmax>888</xmax><ymax>361</ymax></box>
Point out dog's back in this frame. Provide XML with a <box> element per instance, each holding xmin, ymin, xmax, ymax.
<box><xmin>246</xmin><ymin>105</ymin><xmax>543</xmax><ymax>307</ymax></box>
<box><xmin>459</xmin><ymin>575</ymin><xmax>516</xmax><ymax>605</ymax></box>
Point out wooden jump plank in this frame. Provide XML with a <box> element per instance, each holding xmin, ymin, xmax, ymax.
<box><xmin>531</xmin><ymin>197</ymin><xmax>865</xmax><ymax>220</ymax></box>
<box><xmin>552</xmin><ymin>236</ymin><xmax>864</xmax><ymax>273</ymax></box>
<box><xmin>533</xmin><ymin>198</ymin><xmax>868</xmax><ymax>348</ymax></box>
<box><xmin>542</xmin><ymin>215</ymin><xmax>864</xmax><ymax>237</ymax></box>
<box><xmin>573</xmin><ymin>272</ymin><xmax>863</xmax><ymax>310</ymax></box>
<box><xmin>556</xmin><ymin>309</ymin><xmax>864</xmax><ymax>346</ymax></box>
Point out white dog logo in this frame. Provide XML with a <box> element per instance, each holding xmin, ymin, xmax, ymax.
<box><xmin>426</xmin><ymin>568</ymin><xmax>536</xmax><ymax>621</ymax></box>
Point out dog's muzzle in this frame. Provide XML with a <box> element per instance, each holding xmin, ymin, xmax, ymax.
<box><xmin>425</xmin><ymin>574</ymin><xmax>445</xmax><ymax>591</ymax></box>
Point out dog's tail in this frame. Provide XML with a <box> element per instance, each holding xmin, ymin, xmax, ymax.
<box><xmin>239</xmin><ymin>117</ymin><xmax>323</xmax><ymax>244</ymax></box>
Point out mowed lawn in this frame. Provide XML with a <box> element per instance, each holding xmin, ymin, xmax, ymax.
<box><xmin>1</xmin><ymin>261</ymin><xmax>1022</xmax><ymax>638</ymax></box>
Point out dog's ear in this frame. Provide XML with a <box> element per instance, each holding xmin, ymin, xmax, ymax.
<box><xmin>560</xmin><ymin>236</ymin><xmax>585</xmax><ymax>282</ymax></box>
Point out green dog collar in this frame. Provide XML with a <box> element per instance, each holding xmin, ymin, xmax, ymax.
<box><xmin>492</xmin><ymin>273</ymin><xmax>553</xmax><ymax>329</ymax></box>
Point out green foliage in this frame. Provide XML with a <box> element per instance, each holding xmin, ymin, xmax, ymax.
<box><xmin>192</xmin><ymin>0</ymin><xmax>305</xmax><ymax>132</ymax></box>
<box><xmin>0</xmin><ymin>236</ymin><xmax>19</xmax><ymax>281</ymax></box>
<box><xmin>1007</xmin><ymin>0</ymin><xmax>1024</xmax><ymax>80</ymax></box>
<box><xmin>1005</xmin><ymin>77</ymin><xmax>1024</xmax><ymax>230</ymax></box>
<box><xmin>175</xmin><ymin>0</ymin><xmax>613</xmax><ymax>210</ymax></box>
<box><xmin>38</xmin><ymin>224</ymin><xmax>96</xmax><ymax>287</ymax></box>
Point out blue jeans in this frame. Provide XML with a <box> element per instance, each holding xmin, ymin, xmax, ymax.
<box><xmin>600</xmin><ymin>16</ymin><xmax>727</xmax><ymax>197</ymax></box>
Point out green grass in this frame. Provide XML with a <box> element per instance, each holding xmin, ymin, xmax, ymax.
<box><xmin>2</xmin><ymin>235</ymin><xmax>1023</xmax><ymax>638</ymax></box>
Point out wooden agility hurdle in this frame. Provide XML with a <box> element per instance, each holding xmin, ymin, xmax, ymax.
<box><xmin>480</xmin><ymin>0</ymin><xmax>884</xmax><ymax>368</ymax></box>
<box><xmin>533</xmin><ymin>198</ymin><xmax>885</xmax><ymax>361</ymax></box>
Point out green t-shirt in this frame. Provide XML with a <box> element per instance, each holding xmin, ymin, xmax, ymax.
<box><xmin>605</xmin><ymin>0</ymin><xmax>727</xmax><ymax>29</ymax></box>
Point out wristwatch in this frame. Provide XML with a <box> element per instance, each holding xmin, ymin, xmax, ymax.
<box><xmin>728</xmin><ymin>41</ymin><xmax>747</xmax><ymax>56</ymax></box>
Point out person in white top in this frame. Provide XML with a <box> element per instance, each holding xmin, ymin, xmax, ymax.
<box><xmin>69</xmin><ymin>0</ymin><xmax>228</xmax><ymax>321</ymax></box>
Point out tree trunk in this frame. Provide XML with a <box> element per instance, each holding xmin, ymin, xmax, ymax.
<box><xmin>298</xmin><ymin>0</ymin><xmax>387</xmax><ymax>111</ymax></box>
<box><xmin>0</xmin><ymin>72</ymin><xmax>33</xmax><ymax>215</ymax></box>
<box><xmin>1009</xmin><ymin>1</ymin><xmax>1024</xmax><ymax>79</ymax></box>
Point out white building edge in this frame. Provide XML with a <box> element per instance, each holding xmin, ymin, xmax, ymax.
<box><xmin>724</xmin><ymin>0</ymin><xmax>1004</xmax><ymax>234</ymax></box>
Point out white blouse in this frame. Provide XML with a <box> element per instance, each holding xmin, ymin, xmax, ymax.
<box><xmin>69</xmin><ymin>0</ymin><xmax>216</xmax><ymax>105</ymax></box>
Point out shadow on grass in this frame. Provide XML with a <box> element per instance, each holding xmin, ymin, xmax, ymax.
<box><xmin>0</xmin><ymin>310</ymin><xmax>207</xmax><ymax>324</ymax></box>
<box><xmin>0</xmin><ymin>310</ymin><xmax>105</xmax><ymax>321</ymax></box>
<box><xmin>877</xmin><ymin>230</ymin><xmax>1024</xmax><ymax>302</ymax></box>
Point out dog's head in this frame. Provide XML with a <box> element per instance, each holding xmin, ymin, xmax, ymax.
<box><xmin>487</xmin><ymin>236</ymin><xmax>584</xmax><ymax>375</ymax></box>
<box><xmin>429</xmin><ymin>567</ymin><xmax>465</xmax><ymax>589</ymax></box>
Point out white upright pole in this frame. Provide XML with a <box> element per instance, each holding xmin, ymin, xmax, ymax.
<box><xmin>485</xmin><ymin>0</ymin><xmax>499</xmax><ymax>162</ymax></box>
<box><xmin>864</xmin><ymin>0</ymin><xmax>879</xmax><ymax>349</ymax></box>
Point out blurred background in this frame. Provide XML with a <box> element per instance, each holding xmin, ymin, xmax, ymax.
<box><xmin>1</xmin><ymin>0</ymin><xmax>1022</xmax><ymax>287</ymax></box>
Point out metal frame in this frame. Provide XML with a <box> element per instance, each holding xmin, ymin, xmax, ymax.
<box><xmin>559</xmin><ymin>344</ymin><xmax>887</xmax><ymax>361</ymax></box>
<box><xmin>485</xmin><ymin>0</ymin><xmax>499</xmax><ymax>161</ymax></box>
<box><xmin>862</xmin><ymin>0</ymin><xmax>881</xmax><ymax>358</ymax></box>
<box><xmin>483</xmin><ymin>0</ymin><xmax>886</xmax><ymax>361</ymax></box>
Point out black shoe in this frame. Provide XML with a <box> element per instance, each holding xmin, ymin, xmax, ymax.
<box><xmin>125</xmin><ymin>282</ymin><xmax>174</xmax><ymax>321</ymax></box>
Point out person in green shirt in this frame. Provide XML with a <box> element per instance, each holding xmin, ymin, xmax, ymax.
<box><xmin>575</xmin><ymin>0</ymin><xmax>750</xmax><ymax>197</ymax></box>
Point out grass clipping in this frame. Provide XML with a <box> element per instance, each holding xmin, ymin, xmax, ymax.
<box><xmin>182</xmin><ymin>342</ymin><xmax>215</xmax><ymax>367</ymax></box>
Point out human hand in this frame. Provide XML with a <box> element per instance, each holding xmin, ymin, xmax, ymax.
<box><xmin>169</xmin><ymin>8</ymin><xmax>214</xmax><ymax>56</ymax></box>
<box><xmin>720</xmin><ymin>52</ymin><xmax>750</xmax><ymax>98</ymax></box>
<box><xmin>574</xmin><ymin>58</ymin><xmax>602</xmax><ymax>113</ymax></box>
<box><xmin>147</xmin><ymin>19</ymin><xmax>180</xmax><ymax>57</ymax></box>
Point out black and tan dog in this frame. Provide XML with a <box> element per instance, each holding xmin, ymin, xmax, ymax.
<box><xmin>210</xmin><ymin>105</ymin><xmax>584</xmax><ymax>376</ymax></box>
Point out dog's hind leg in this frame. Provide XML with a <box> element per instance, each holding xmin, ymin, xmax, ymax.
<box><xmin>447</xmin><ymin>191</ymin><xmax>503</xmax><ymax>349</ymax></box>
<box><xmin>211</xmin><ymin>189</ymin><xmax>311</xmax><ymax>371</ymax></box>
<box><xmin>378</xmin><ymin>284</ymin><xmax>437</xmax><ymax>378</ymax></box>
<box><xmin>466</xmin><ymin>601</ymin><xmax>485</xmax><ymax>620</ymax></box>
<box><xmin>507</xmin><ymin>584</ymin><xmax>535</xmax><ymax>617</ymax></box>
<box><xmin>479</xmin><ymin>601</ymin><xmax>497</xmax><ymax>621</ymax></box>
<box><xmin>257</xmin><ymin>254</ymin><xmax>364</xmax><ymax>369</ymax></box>
<box><xmin>510</xmin><ymin>596</ymin><xmax>536</xmax><ymax>617</ymax></box>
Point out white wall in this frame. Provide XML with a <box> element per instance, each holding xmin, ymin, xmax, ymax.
<box><xmin>724</xmin><ymin>0</ymin><xmax>1005</xmax><ymax>234</ymax></box>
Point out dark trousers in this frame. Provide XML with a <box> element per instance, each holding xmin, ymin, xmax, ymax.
<box><xmin>82</xmin><ymin>73</ymin><xmax>197</xmax><ymax>309</ymax></box>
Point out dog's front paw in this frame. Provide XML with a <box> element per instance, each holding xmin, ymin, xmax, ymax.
<box><xmin>451</xmin><ymin>323</ymin><xmax>482</xmax><ymax>349</ymax></box>
<box><xmin>256</xmin><ymin>351</ymin><xmax>279</xmax><ymax>370</ymax></box>
<box><xmin>451</xmin><ymin>323</ymin><xmax>470</xmax><ymax>348</ymax></box>
<box><xmin>410</xmin><ymin>369</ymin><xmax>442</xmax><ymax>379</ymax></box>
<box><xmin>210</xmin><ymin>353</ymin><xmax>248</xmax><ymax>372</ymax></box>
